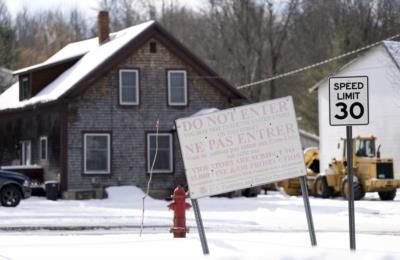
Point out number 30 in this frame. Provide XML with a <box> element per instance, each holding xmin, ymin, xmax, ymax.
<box><xmin>335</xmin><ymin>102</ymin><xmax>364</xmax><ymax>120</ymax></box>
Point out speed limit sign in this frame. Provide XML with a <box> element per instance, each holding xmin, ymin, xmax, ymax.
<box><xmin>329</xmin><ymin>76</ymin><xmax>369</xmax><ymax>126</ymax></box>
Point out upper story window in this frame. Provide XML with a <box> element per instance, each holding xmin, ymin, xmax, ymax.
<box><xmin>150</xmin><ymin>41</ymin><xmax>157</xmax><ymax>53</ymax></box>
<box><xmin>19</xmin><ymin>75</ymin><xmax>31</xmax><ymax>101</ymax></box>
<box><xmin>84</xmin><ymin>133</ymin><xmax>111</xmax><ymax>174</ymax></box>
<box><xmin>168</xmin><ymin>70</ymin><xmax>187</xmax><ymax>106</ymax></box>
<box><xmin>119</xmin><ymin>69</ymin><xmax>139</xmax><ymax>105</ymax></box>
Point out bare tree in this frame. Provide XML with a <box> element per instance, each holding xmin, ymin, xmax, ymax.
<box><xmin>201</xmin><ymin>0</ymin><xmax>300</xmax><ymax>101</ymax></box>
<box><xmin>96</xmin><ymin>0</ymin><xmax>145</xmax><ymax>31</ymax></box>
<box><xmin>15</xmin><ymin>8</ymin><xmax>88</xmax><ymax>68</ymax></box>
<box><xmin>264</xmin><ymin>0</ymin><xmax>299</xmax><ymax>100</ymax></box>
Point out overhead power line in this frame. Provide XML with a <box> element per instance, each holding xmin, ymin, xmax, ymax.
<box><xmin>236</xmin><ymin>33</ymin><xmax>400</xmax><ymax>90</ymax></box>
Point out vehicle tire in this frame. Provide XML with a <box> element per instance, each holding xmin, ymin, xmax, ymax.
<box><xmin>242</xmin><ymin>187</ymin><xmax>261</xmax><ymax>197</ymax></box>
<box><xmin>0</xmin><ymin>185</ymin><xmax>22</xmax><ymax>207</ymax></box>
<box><xmin>313</xmin><ymin>175</ymin><xmax>332</xmax><ymax>198</ymax></box>
<box><xmin>341</xmin><ymin>178</ymin><xmax>365</xmax><ymax>201</ymax></box>
<box><xmin>378</xmin><ymin>189</ymin><xmax>397</xmax><ymax>201</ymax></box>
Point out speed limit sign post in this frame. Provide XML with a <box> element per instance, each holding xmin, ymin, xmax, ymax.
<box><xmin>329</xmin><ymin>76</ymin><xmax>369</xmax><ymax>251</ymax></box>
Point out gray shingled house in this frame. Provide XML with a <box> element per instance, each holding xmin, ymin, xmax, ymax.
<box><xmin>0</xmin><ymin>12</ymin><xmax>246</xmax><ymax>199</ymax></box>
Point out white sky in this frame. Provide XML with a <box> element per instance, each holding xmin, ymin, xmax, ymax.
<box><xmin>3</xmin><ymin>0</ymin><xmax>205</xmax><ymax>21</ymax></box>
<box><xmin>4</xmin><ymin>0</ymin><xmax>99</xmax><ymax>18</ymax></box>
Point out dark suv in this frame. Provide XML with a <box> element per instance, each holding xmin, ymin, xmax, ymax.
<box><xmin>0</xmin><ymin>170</ymin><xmax>31</xmax><ymax>207</ymax></box>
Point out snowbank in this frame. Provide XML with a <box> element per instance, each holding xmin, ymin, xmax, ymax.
<box><xmin>106</xmin><ymin>185</ymin><xmax>148</xmax><ymax>201</ymax></box>
<box><xmin>0</xmin><ymin>186</ymin><xmax>399</xmax><ymax>259</ymax></box>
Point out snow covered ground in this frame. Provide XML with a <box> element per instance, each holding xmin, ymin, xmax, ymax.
<box><xmin>0</xmin><ymin>186</ymin><xmax>400</xmax><ymax>259</ymax></box>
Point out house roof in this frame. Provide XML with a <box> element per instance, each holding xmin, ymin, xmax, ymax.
<box><xmin>13</xmin><ymin>35</ymin><xmax>107</xmax><ymax>75</ymax></box>
<box><xmin>0</xmin><ymin>67</ymin><xmax>16</xmax><ymax>94</ymax></box>
<box><xmin>0</xmin><ymin>21</ymin><xmax>246</xmax><ymax>112</ymax></box>
<box><xmin>309</xmin><ymin>40</ymin><xmax>400</xmax><ymax>92</ymax></box>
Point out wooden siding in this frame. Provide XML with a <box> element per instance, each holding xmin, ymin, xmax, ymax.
<box><xmin>31</xmin><ymin>60</ymin><xmax>77</xmax><ymax>96</ymax></box>
<box><xmin>0</xmin><ymin>107</ymin><xmax>61</xmax><ymax>182</ymax></box>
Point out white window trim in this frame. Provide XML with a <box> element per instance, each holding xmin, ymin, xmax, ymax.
<box><xmin>147</xmin><ymin>133</ymin><xmax>173</xmax><ymax>173</ymax></box>
<box><xmin>168</xmin><ymin>70</ymin><xmax>187</xmax><ymax>106</ymax></box>
<box><xmin>119</xmin><ymin>69</ymin><xmax>139</xmax><ymax>105</ymax></box>
<box><xmin>20</xmin><ymin>140</ymin><xmax>31</xmax><ymax>166</ymax></box>
<box><xmin>39</xmin><ymin>136</ymin><xmax>48</xmax><ymax>161</ymax></box>
<box><xmin>84</xmin><ymin>133</ymin><xmax>111</xmax><ymax>174</ymax></box>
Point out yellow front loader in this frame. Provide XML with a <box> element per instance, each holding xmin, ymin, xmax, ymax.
<box><xmin>314</xmin><ymin>136</ymin><xmax>400</xmax><ymax>200</ymax></box>
<box><xmin>279</xmin><ymin>136</ymin><xmax>400</xmax><ymax>201</ymax></box>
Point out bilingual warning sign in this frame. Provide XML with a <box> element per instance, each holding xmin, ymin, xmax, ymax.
<box><xmin>175</xmin><ymin>96</ymin><xmax>307</xmax><ymax>199</ymax></box>
<box><xmin>329</xmin><ymin>76</ymin><xmax>369</xmax><ymax>126</ymax></box>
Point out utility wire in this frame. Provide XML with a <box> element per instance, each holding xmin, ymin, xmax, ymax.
<box><xmin>236</xmin><ymin>33</ymin><xmax>400</xmax><ymax>90</ymax></box>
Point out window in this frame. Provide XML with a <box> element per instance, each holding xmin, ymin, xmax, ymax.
<box><xmin>20</xmin><ymin>140</ymin><xmax>31</xmax><ymax>165</ymax></box>
<box><xmin>168</xmin><ymin>70</ymin><xmax>187</xmax><ymax>106</ymax></box>
<box><xmin>19</xmin><ymin>75</ymin><xmax>31</xmax><ymax>101</ymax></box>
<box><xmin>355</xmin><ymin>139</ymin><xmax>375</xmax><ymax>157</ymax></box>
<box><xmin>40</xmin><ymin>136</ymin><xmax>48</xmax><ymax>160</ymax></box>
<box><xmin>150</xmin><ymin>41</ymin><xmax>157</xmax><ymax>53</ymax></box>
<box><xmin>119</xmin><ymin>69</ymin><xmax>139</xmax><ymax>105</ymax></box>
<box><xmin>84</xmin><ymin>133</ymin><xmax>111</xmax><ymax>174</ymax></box>
<box><xmin>147</xmin><ymin>133</ymin><xmax>173</xmax><ymax>173</ymax></box>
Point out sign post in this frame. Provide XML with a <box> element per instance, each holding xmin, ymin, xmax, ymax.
<box><xmin>191</xmin><ymin>199</ymin><xmax>209</xmax><ymax>255</ymax></box>
<box><xmin>299</xmin><ymin>176</ymin><xmax>317</xmax><ymax>246</ymax></box>
<box><xmin>176</xmin><ymin>96</ymin><xmax>317</xmax><ymax>254</ymax></box>
<box><xmin>329</xmin><ymin>76</ymin><xmax>369</xmax><ymax>250</ymax></box>
<box><xmin>346</xmin><ymin>125</ymin><xmax>356</xmax><ymax>250</ymax></box>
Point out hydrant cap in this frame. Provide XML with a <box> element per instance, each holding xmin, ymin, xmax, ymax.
<box><xmin>174</xmin><ymin>185</ymin><xmax>186</xmax><ymax>196</ymax></box>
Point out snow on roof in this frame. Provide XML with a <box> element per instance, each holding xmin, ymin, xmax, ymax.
<box><xmin>15</xmin><ymin>29</ymin><xmax>140</xmax><ymax>75</ymax></box>
<box><xmin>383</xmin><ymin>40</ymin><xmax>400</xmax><ymax>67</ymax></box>
<box><xmin>14</xmin><ymin>38</ymin><xmax>99</xmax><ymax>75</ymax></box>
<box><xmin>191</xmin><ymin>108</ymin><xmax>220</xmax><ymax>117</ymax></box>
<box><xmin>45</xmin><ymin>38</ymin><xmax>99</xmax><ymax>64</ymax></box>
<box><xmin>0</xmin><ymin>82</ymin><xmax>19</xmax><ymax>110</ymax></box>
<box><xmin>1</xmin><ymin>165</ymin><xmax>43</xmax><ymax>170</ymax></box>
<box><xmin>0</xmin><ymin>21</ymin><xmax>155</xmax><ymax>111</ymax></box>
<box><xmin>0</xmin><ymin>67</ymin><xmax>15</xmax><ymax>92</ymax></box>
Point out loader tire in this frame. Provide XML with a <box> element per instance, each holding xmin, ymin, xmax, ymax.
<box><xmin>378</xmin><ymin>189</ymin><xmax>397</xmax><ymax>201</ymax></box>
<box><xmin>242</xmin><ymin>187</ymin><xmax>260</xmax><ymax>197</ymax></box>
<box><xmin>341</xmin><ymin>178</ymin><xmax>365</xmax><ymax>201</ymax></box>
<box><xmin>313</xmin><ymin>175</ymin><xmax>331</xmax><ymax>198</ymax></box>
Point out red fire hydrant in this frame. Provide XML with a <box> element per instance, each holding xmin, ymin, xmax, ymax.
<box><xmin>168</xmin><ymin>186</ymin><xmax>191</xmax><ymax>238</ymax></box>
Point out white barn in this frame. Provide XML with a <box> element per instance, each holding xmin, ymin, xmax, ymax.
<box><xmin>313</xmin><ymin>41</ymin><xmax>400</xmax><ymax>178</ymax></box>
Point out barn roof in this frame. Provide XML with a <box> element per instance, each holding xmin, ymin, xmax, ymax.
<box><xmin>382</xmin><ymin>41</ymin><xmax>400</xmax><ymax>69</ymax></box>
